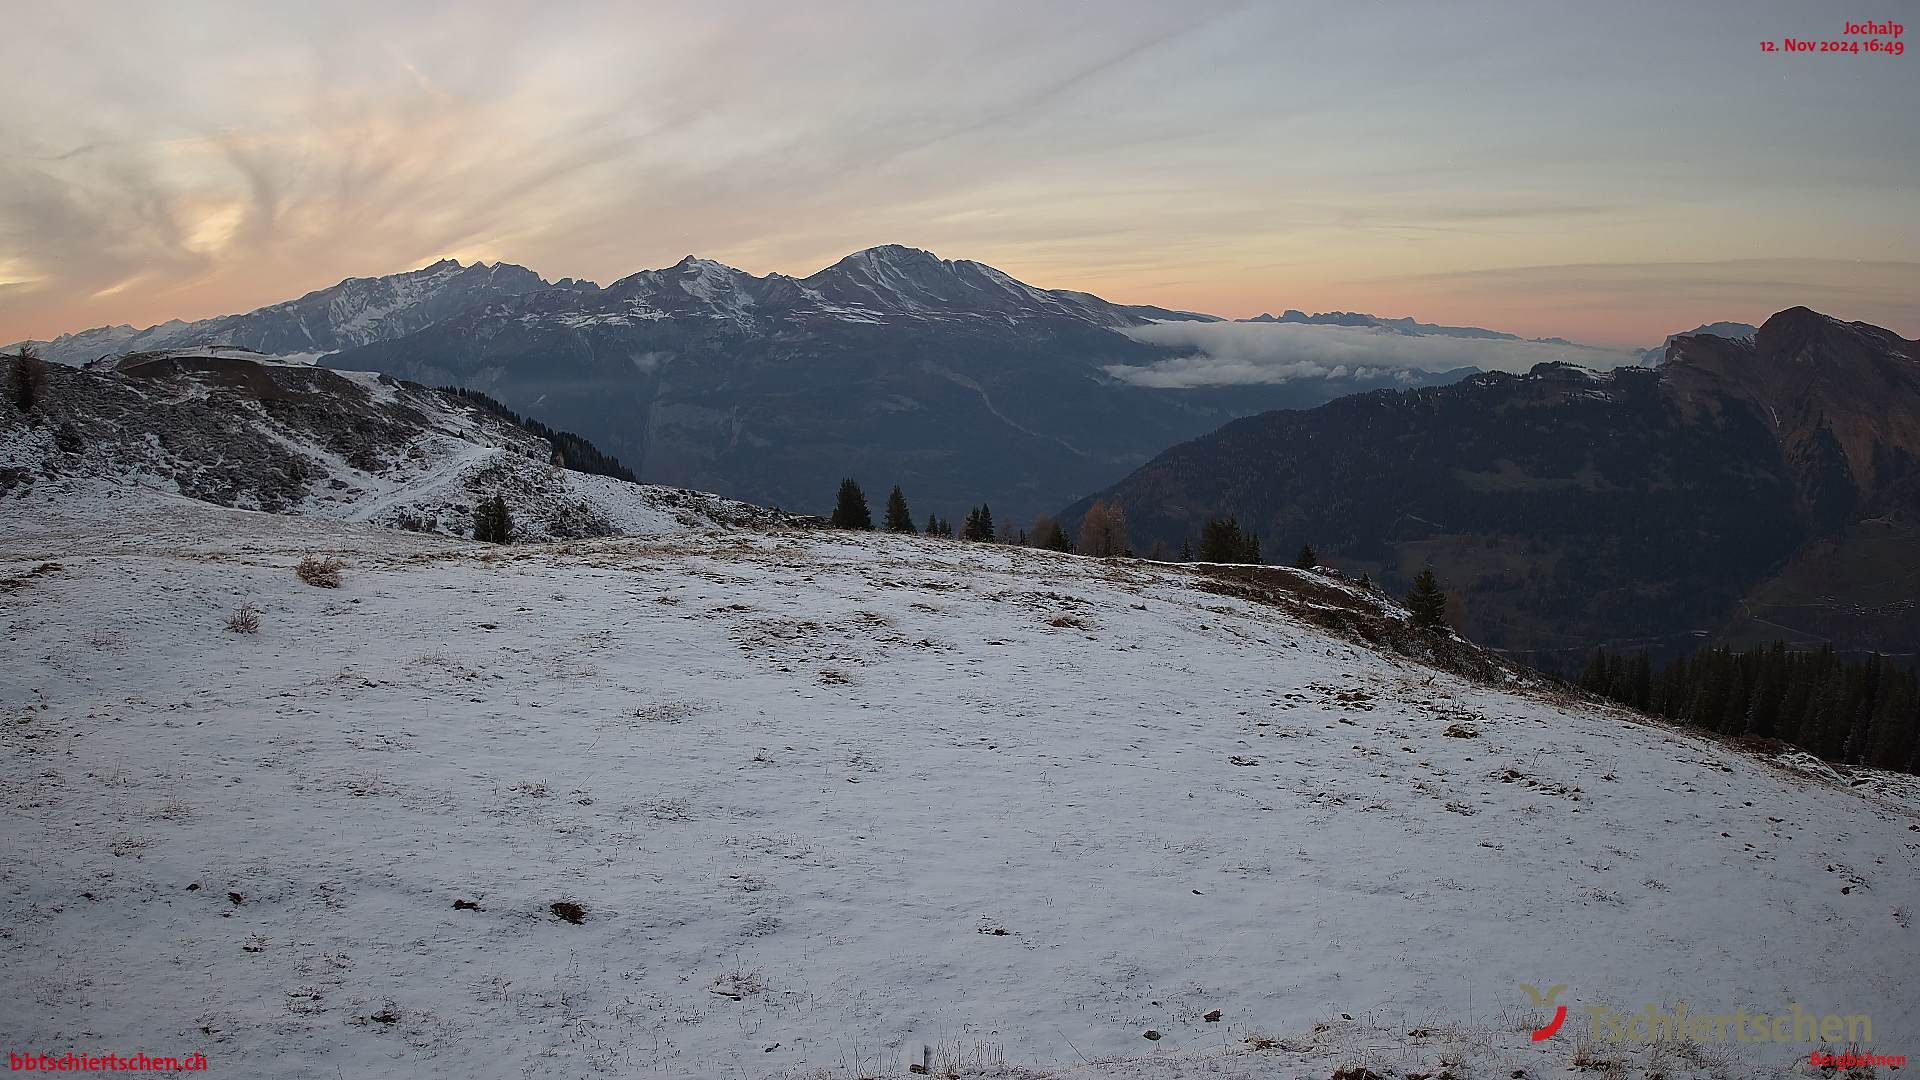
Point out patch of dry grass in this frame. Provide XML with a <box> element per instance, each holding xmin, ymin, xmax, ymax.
<box><xmin>296</xmin><ymin>557</ymin><xmax>344</xmax><ymax>588</ymax></box>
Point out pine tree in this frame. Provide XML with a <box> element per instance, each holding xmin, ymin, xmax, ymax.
<box><xmin>7</xmin><ymin>347</ymin><xmax>47</xmax><ymax>412</ymax></box>
<box><xmin>473</xmin><ymin>493</ymin><xmax>512</xmax><ymax>544</ymax></box>
<box><xmin>925</xmin><ymin>512</ymin><xmax>940</xmax><ymax>536</ymax></box>
<box><xmin>1629</xmin><ymin>651</ymin><xmax>1653</xmax><ymax>711</ymax></box>
<box><xmin>1573</xmin><ymin>641</ymin><xmax>1920</xmax><ymax>776</ymax></box>
<box><xmin>1293</xmin><ymin>543</ymin><xmax>1318</xmax><ymax>570</ymax></box>
<box><xmin>1404</xmin><ymin>567</ymin><xmax>1448</xmax><ymax>630</ymax></box>
<box><xmin>1579</xmin><ymin>648</ymin><xmax>1611</xmax><ymax>694</ymax></box>
<box><xmin>830</xmin><ymin>478</ymin><xmax>872</xmax><ymax>530</ymax></box>
<box><xmin>1198</xmin><ymin>516</ymin><xmax>1258</xmax><ymax>563</ymax></box>
<box><xmin>883</xmin><ymin>486</ymin><xmax>915</xmax><ymax>533</ymax></box>
<box><xmin>1031</xmin><ymin>516</ymin><xmax>1071</xmax><ymax>552</ymax></box>
<box><xmin>960</xmin><ymin>505</ymin><xmax>996</xmax><ymax>541</ymax></box>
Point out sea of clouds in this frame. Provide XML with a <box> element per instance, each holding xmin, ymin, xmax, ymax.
<box><xmin>1107</xmin><ymin>321</ymin><xmax>1641</xmax><ymax>388</ymax></box>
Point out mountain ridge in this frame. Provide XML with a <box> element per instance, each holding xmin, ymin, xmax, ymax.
<box><xmin>18</xmin><ymin>246</ymin><xmax>1653</xmax><ymax>364</ymax></box>
<box><xmin>12</xmin><ymin>259</ymin><xmax>592</xmax><ymax>367</ymax></box>
<box><xmin>300</xmin><ymin>248</ymin><xmax>1482</xmax><ymax>524</ymax></box>
<box><xmin>13</xmin><ymin>247</ymin><xmax>1791</xmax><ymax>528</ymax></box>
<box><xmin>1065</xmin><ymin>311</ymin><xmax>1920</xmax><ymax>663</ymax></box>
<box><xmin>0</xmin><ymin>350</ymin><xmax>803</xmax><ymax>540</ymax></box>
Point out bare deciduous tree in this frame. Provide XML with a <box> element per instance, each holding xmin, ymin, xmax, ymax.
<box><xmin>1075</xmin><ymin>500</ymin><xmax>1131</xmax><ymax>558</ymax></box>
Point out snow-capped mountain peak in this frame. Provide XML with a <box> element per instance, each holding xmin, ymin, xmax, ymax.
<box><xmin>14</xmin><ymin>259</ymin><xmax>582</xmax><ymax>366</ymax></box>
<box><xmin>800</xmin><ymin>245</ymin><xmax>1143</xmax><ymax>326</ymax></box>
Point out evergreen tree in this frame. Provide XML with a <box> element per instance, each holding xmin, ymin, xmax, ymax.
<box><xmin>883</xmin><ymin>486</ymin><xmax>915</xmax><ymax>533</ymax></box>
<box><xmin>1031</xmin><ymin>516</ymin><xmax>1071</xmax><ymax>552</ymax></box>
<box><xmin>7</xmin><ymin>347</ymin><xmax>47</xmax><ymax>412</ymax></box>
<box><xmin>1579</xmin><ymin>647</ymin><xmax>1612</xmax><ymax>695</ymax></box>
<box><xmin>1572</xmin><ymin>641</ymin><xmax>1920</xmax><ymax>776</ymax></box>
<box><xmin>1293</xmin><ymin>543</ymin><xmax>1318</xmax><ymax>570</ymax></box>
<box><xmin>1404</xmin><ymin>567</ymin><xmax>1448</xmax><ymax>630</ymax></box>
<box><xmin>473</xmin><ymin>493</ymin><xmax>512</xmax><ymax>544</ymax></box>
<box><xmin>1197</xmin><ymin>516</ymin><xmax>1260</xmax><ymax>563</ymax></box>
<box><xmin>925</xmin><ymin>512</ymin><xmax>940</xmax><ymax>536</ymax></box>
<box><xmin>830</xmin><ymin>478</ymin><xmax>873</xmax><ymax>530</ymax></box>
<box><xmin>960</xmin><ymin>504</ymin><xmax>996</xmax><ymax>541</ymax></box>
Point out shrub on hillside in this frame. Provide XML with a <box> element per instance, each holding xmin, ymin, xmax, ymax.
<box><xmin>296</xmin><ymin>557</ymin><xmax>344</xmax><ymax>588</ymax></box>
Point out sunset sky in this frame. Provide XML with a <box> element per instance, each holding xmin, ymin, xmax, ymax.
<box><xmin>3</xmin><ymin>0</ymin><xmax>1916</xmax><ymax>347</ymax></box>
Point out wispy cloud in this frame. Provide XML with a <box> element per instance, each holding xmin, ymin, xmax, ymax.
<box><xmin>0</xmin><ymin>0</ymin><xmax>1914</xmax><ymax>343</ymax></box>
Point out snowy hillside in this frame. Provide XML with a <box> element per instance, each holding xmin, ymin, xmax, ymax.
<box><xmin>0</xmin><ymin>353</ymin><xmax>804</xmax><ymax>541</ymax></box>
<box><xmin>1</xmin><ymin>500</ymin><xmax>1913</xmax><ymax>1080</ymax></box>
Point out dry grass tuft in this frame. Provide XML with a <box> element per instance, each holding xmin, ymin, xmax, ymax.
<box><xmin>296</xmin><ymin>557</ymin><xmax>344</xmax><ymax>588</ymax></box>
<box><xmin>226</xmin><ymin>604</ymin><xmax>261</xmax><ymax>634</ymax></box>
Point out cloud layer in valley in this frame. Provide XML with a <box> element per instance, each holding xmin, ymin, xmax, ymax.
<box><xmin>1109</xmin><ymin>322</ymin><xmax>1641</xmax><ymax>388</ymax></box>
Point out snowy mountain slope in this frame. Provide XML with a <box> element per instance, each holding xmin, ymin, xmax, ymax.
<box><xmin>1</xmin><ymin>503</ymin><xmax>1912</xmax><ymax>1080</ymax></box>
<box><xmin>0</xmin><ymin>352</ymin><xmax>802</xmax><ymax>541</ymax></box>
<box><xmin>482</xmin><ymin>245</ymin><xmax>1166</xmax><ymax>334</ymax></box>
<box><xmin>9</xmin><ymin>260</ymin><xmax>587</xmax><ymax>367</ymax></box>
<box><xmin>797</xmin><ymin>245</ymin><xmax>1154</xmax><ymax>327</ymax></box>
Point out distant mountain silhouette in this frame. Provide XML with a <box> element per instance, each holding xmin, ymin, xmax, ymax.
<box><xmin>1068</xmin><ymin>310</ymin><xmax>1920</xmax><ymax>665</ymax></box>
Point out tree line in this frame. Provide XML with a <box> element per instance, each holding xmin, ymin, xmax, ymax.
<box><xmin>829</xmin><ymin>479</ymin><xmax>1132</xmax><ymax>554</ymax></box>
<box><xmin>442</xmin><ymin>386</ymin><xmax>637</xmax><ymax>482</ymax></box>
<box><xmin>1578</xmin><ymin>643</ymin><xmax>1919</xmax><ymax>774</ymax></box>
<box><xmin>827</xmin><ymin>480</ymin><xmax>1452</xmax><ymax>631</ymax></box>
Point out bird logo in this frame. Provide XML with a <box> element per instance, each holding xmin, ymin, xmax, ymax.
<box><xmin>1522</xmin><ymin>983</ymin><xmax>1569</xmax><ymax>1041</ymax></box>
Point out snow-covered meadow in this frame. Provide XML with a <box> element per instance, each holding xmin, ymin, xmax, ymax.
<box><xmin>2</xmin><ymin>497</ymin><xmax>1915</xmax><ymax>1079</ymax></box>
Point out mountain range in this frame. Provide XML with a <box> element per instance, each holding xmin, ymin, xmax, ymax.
<box><xmin>1240</xmin><ymin>308</ymin><xmax>1566</xmax><ymax>342</ymax></box>
<box><xmin>20</xmin><ymin>260</ymin><xmax>593</xmax><ymax>366</ymax></box>
<box><xmin>1068</xmin><ymin>308</ymin><xmax>1920</xmax><ymax>665</ymax></box>
<box><xmin>15</xmin><ymin>248</ymin><xmax>1635</xmax><ymax>524</ymax></box>
<box><xmin>19</xmin><ymin>248</ymin><xmax>1896</xmax><ymax>665</ymax></box>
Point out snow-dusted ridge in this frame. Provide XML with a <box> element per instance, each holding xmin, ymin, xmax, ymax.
<box><xmin>9</xmin><ymin>260</ymin><xmax>584</xmax><ymax>367</ymax></box>
<box><xmin>1</xmin><ymin>486</ymin><xmax>1914</xmax><ymax>1078</ymax></box>
<box><xmin>1</xmin><ymin>353</ymin><xmax>805</xmax><ymax>540</ymax></box>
